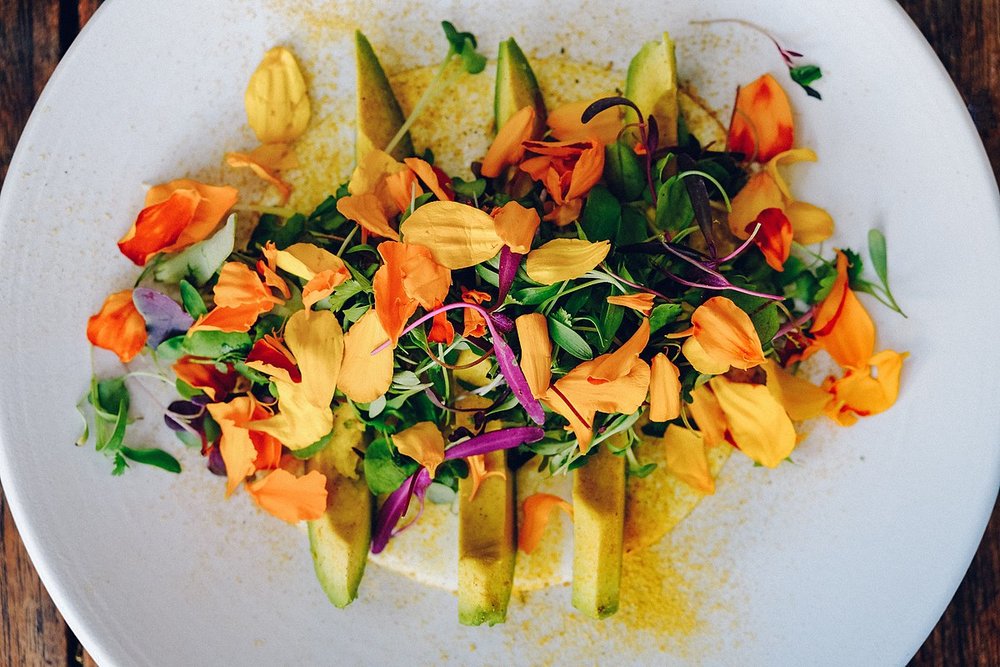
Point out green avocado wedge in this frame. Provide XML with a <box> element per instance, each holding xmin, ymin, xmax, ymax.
<box><xmin>624</xmin><ymin>31</ymin><xmax>679</xmax><ymax>149</ymax></box>
<box><xmin>458</xmin><ymin>448</ymin><xmax>517</xmax><ymax>626</ymax></box>
<box><xmin>572</xmin><ymin>436</ymin><xmax>627</xmax><ymax>619</ymax></box>
<box><xmin>354</xmin><ymin>31</ymin><xmax>413</xmax><ymax>162</ymax></box>
<box><xmin>305</xmin><ymin>403</ymin><xmax>373</xmax><ymax>608</ymax></box>
<box><xmin>494</xmin><ymin>37</ymin><xmax>547</xmax><ymax>139</ymax></box>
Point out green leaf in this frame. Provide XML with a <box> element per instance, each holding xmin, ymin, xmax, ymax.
<box><xmin>730</xmin><ymin>294</ymin><xmax>780</xmax><ymax>345</ymax></box>
<box><xmin>616</xmin><ymin>207</ymin><xmax>649</xmax><ymax>246</ymax></box>
<box><xmin>648</xmin><ymin>303</ymin><xmax>683</xmax><ymax>333</ymax></box>
<box><xmin>599</xmin><ymin>302</ymin><xmax>624</xmax><ymax>352</ymax></box>
<box><xmin>364</xmin><ymin>437</ymin><xmax>419</xmax><ymax>495</ymax></box>
<box><xmin>153</xmin><ymin>215</ymin><xmax>236</xmax><ymax>285</ymax></box>
<box><xmin>510</xmin><ymin>283</ymin><xmax>561</xmax><ymax>306</ymax></box>
<box><xmin>98</xmin><ymin>398</ymin><xmax>129</xmax><ymax>455</ymax></box>
<box><xmin>154</xmin><ymin>335</ymin><xmax>187</xmax><ymax>363</ymax></box>
<box><xmin>654</xmin><ymin>175</ymin><xmax>694</xmax><ymax>233</ymax></box>
<box><xmin>452</xmin><ymin>177</ymin><xmax>486</xmax><ymax>199</ymax></box>
<box><xmin>548</xmin><ymin>309</ymin><xmax>593</xmax><ymax>360</ymax></box>
<box><xmin>604</xmin><ymin>140</ymin><xmax>645</xmax><ymax>202</ymax></box>
<box><xmin>790</xmin><ymin>64</ymin><xmax>822</xmax><ymax>86</ymax></box>
<box><xmin>250</xmin><ymin>212</ymin><xmax>305</xmax><ymax>249</ymax></box>
<box><xmin>580</xmin><ymin>185</ymin><xmax>622</xmax><ymax>243</ymax></box>
<box><xmin>868</xmin><ymin>229</ymin><xmax>890</xmax><ymax>288</ymax></box>
<box><xmin>178</xmin><ymin>280</ymin><xmax>208</xmax><ymax>318</ymax></box>
<box><xmin>121</xmin><ymin>446</ymin><xmax>182</xmax><ymax>474</ymax></box>
<box><xmin>182</xmin><ymin>331</ymin><xmax>252</xmax><ymax>358</ymax></box>
<box><xmin>320</xmin><ymin>279</ymin><xmax>364</xmax><ymax>312</ymax></box>
<box><xmin>289</xmin><ymin>428</ymin><xmax>335</xmax><ymax>460</ymax></box>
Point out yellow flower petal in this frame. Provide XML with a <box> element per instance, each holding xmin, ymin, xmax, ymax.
<box><xmin>765</xmin><ymin>148</ymin><xmax>818</xmax><ymax>201</ymax></box>
<box><xmin>492</xmin><ymin>201</ymin><xmax>540</xmax><ymax>254</ymax></box>
<box><xmin>399</xmin><ymin>200</ymin><xmax>503</xmax><ymax>269</ymax></box>
<box><xmin>689</xmin><ymin>384</ymin><xmax>728</xmax><ymax>447</ymax></box>
<box><xmin>710</xmin><ymin>376</ymin><xmax>796</xmax><ymax>468</ymax></box>
<box><xmin>690</xmin><ymin>297</ymin><xmax>766</xmax><ymax>370</ymax></box>
<box><xmin>207</xmin><ymin>398</ymin><xmax>258</xmax><ymax>497</ymax></box>
<box><xmin>245</xmin><ymin>47</ymin><xmax>310</xmax><ymax>144</ymax></box>
<box><xmin>682</xmin><ymin>336</ymin><xmax>731</xmax><ymax>375</ymax></box>
<box><xmin>524</xmin><ymin>238</ymin><xmax>611</xmax><ymax>285</ymax></box>
<box><xmin>547</xmin><ymin>98</ymin><xmax>622</xmax><ymax>145</ymax></box>
<box><xmin>339</xmin><ymin>310</ymin><xmax>394</xmax><ymax>403</ymax></box>
<box><xmin>336</xmin><ymin>193</ymin><xmax>401</xmax><ymax>241</ymax></box>
<box><xmin>662</xmin><ymin>425</ymin><xmax>714</xmax><ymax>494</ymax></box>
<box><xmin>275</xmin><ymin>242</ymin><xmax>347</xmax><ymax>281</ymax></box>
<box><xmin>786</xmin><ymin>200</ymin><xmax>834</xmax><ymax>244</ymax></box>
<box><xmin>515</xmin><ymin>313</ymin><xmax>552</xmax><ymax>399</ymax></box>
<box><xmin>648</xmin><ymin>353</ymin><xmax>681</xmax><ymax>422</ymax></box>
<box><xmin>762</xmin><ymin>358</ymin><xmax>831</xmax><ymax>421</ymax></box>
<box><xmin>246</xmin><ymin>468</ymin><xmax>328</xmax><ymax>523</ymax></box>
<box><xmin>392</xmin><ymin>422</ymin><xmax>446</xmax><ymax>479</ymax></box>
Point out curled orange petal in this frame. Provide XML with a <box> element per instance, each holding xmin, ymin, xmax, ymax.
<box><xmin>606</xmin><ymin>292</ymin><xmax>655</xmax><ymax>316</ymax></box>
<box><xmin>565</xmin><ymin>141</ymin><xmax>605</xmax><ymax>201</ymax></box>
<box><xmin>492</xmin><ymin>201</ymin><xmax>540</xmax><ymax>254</ymax></box>
<box><xmin>648</xmin><ymin>353</ymin><xmax>681</xmax><ymax>422</ymax></box>
<box><xmin>481</xmin><ymin>106</ymin><xmax>535</xmax><ymax>178</ymax></box>
<box><xmin>86</xmin><ymin>290</ymin><xmax>148</xmax><ymax>362</ymax></box>
<box><xmin>172</xmin><ymin>357</ymin><xmax>242</xmax><ymax>400</ymax></box>
<box><xmin>465</xmin><ymin>454</ymin><xmax>506</xmax><ymax>502</ymax></box>
<box><xmin>403</xmin><ymin>157</ymin><xmax>453</xmax><ymax>202</ymax></box>
<box><xmin>727</xmin><ymin>73</ymin><xmax>794</xmax><ymax>163</ymax></box>
<box><xmin>749</xmin><ymin>207</ymin><xmax>793</xmax><ymax>272</ymax></box>
<box><xmin>225</xmin><ymin>144</ymin><xmax>295</xmax><ymax>204</ymax></box>
<box><xmin>690</xmin><ymin>297</ymin><xmax>766</xmax><ymax>370</ymax></box>
<box><xmin>728</xmin><ymin>171</ymin><xmax>784</xmax><ymax>240</ymax></box>
<box><xmin>144</xmin><ymin>179</ymin><xmax>238</xmax><ymax>252</ymax></box>
<box><xmin>118</xmin><ymin>189</ymin><xmax>201</xmax><ymax>265</ymax></box>
<box><xmin>518</xmin><ymin>493</ymin><xmax>573</xmax><ymax>554</ymax></box>
<box><xmin>336</xmin><ymin>193</ymin><xmax>400</xmax><ymax>241</ymax></box>
<box><xmin>246</xmin><ymin>469</ymin><xmax>328</xmax><ymax>523</ymax></box>
<box><xmin>811</xmin><ymin>251</ymin><xmax>875</xmax><ymax>370</ymax></box>
<box><xmin>392</xmin><ymin>422</ymin><xmax>446</xmax><ymax>479</ymax></box>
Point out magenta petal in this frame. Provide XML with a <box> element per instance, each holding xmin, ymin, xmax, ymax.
<box><xmin>371</xmin><ymin>473</ymin><xmax>417</xmax><ymax>554</ymax></box>
<box><xmin>444</xmin><ymin>426</ymin><xmax>544</xmax><ymax>460</ymax></box>
<box><xmin>490</xmin><ymin>328</ymin><xmax>546</xmax><ymax>425</ymax></box>
<box><xmin>495</xmin><ymin>246</ymin><xmax>523</xmax><ymax>308</ymax></box>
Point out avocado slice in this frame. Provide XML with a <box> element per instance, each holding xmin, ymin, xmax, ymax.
<box><xmin>354</xmin><ymin>31</ymin><xmax>414</xmax><ymax>162</ymax></box>
<box><xmin>494</xmin><ymin>37</ymin><xmax>547</xmax><ymax>139</ymax></box>
<box><xmin>306</xmin><ymin>403</ymin><xmax>372</xmax><ymax>608</ymax></box>
<box><xmin>572</xmin><ymin>436</ymin><xmax>626</xmax><ymax>619</ymax></box>
<box><xmin>624</xmin><ymin>32</ymin><xmax>679</xmax><ymax>148</ymax></box>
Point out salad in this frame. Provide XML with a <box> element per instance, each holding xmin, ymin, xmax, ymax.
<box><xmin>80</xmin><ymin>21</ymin><xmax>906</xmax><ymax>626</ymax></box>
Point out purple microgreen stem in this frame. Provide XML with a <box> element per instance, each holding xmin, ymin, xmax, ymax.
<box><xmin>657</xmin><ymin>267</ymin><xmax>784</xmax><ymax>301</ymax></box>
<box><xmin>717</xmin><ymin>223</ymin><xmax>762</xmax><ymax>264</ymax></box>
<box><xmin>772</xmin><ymin>304</ymin><xmax>814</xmax><ymax>342</ymax></box>
<box><xmin>597</xmin><ymin>265</ymin><xmax>674</xmax><ymax>302</ymax></box>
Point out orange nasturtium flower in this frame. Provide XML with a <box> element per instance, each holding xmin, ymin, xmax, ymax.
<box><xmin>372</xmin><ymin>241</ymin><xmax>452</xmax><ymax>345</ymax></box>
<box><xmin>461</xmin><ymin>288</ymin><xmax>492</xmax><ymax>338</ymax></box>
<box><xmin>244</xmin><ymin>46</ymin><xmax>311</xmax><ymax>145</ymax></box>
<box><xmin>225</xmin><ymin>143</ymin><xmax>297</xmax><ymax>204</ymax></box>
<box><xmin>683</xmin><ymin>296</ymin><xmax>766</xmax><ymax>372</ymax></box>
<box><xmin>257</xmin><ymin>242</ymin><xmax>291</xmax><ymax>299</ymax></box>
<box><xmin>246</xmin><ymin>334</ymin><xmax>301</xmax><ymax>384</ymax></box>
<box><xmin>648</xmin><ymin>353</ymin><xmax>681</xmax><ymax>422</ymax></box>
<box><xmin>338</xmin><ymin>310</ymin><xmax>394</xmax><ymax>403</ymax></box>
<box><xmin>728</xmin><ymin>148</ymin><xmax>834</xmax><ymax>249</ymax></box>
<box><xmin>189</xmin><ymin>261</ymin><xmax>284</xmax><ymax>333</ymax></box>
<box><xmin>520</xmin><ymin>138</ymin><xmax>605</xmax><ymax>226</ymax></box>
<box><xmin>392</xmin><ymin>422</ymin><xmax>446</xmax><ymax>479</ymax></box>
<box><xmin>403</xmin><ymin>157</ymin><xmax>453</xmax><ymax>202</ymax></box>
<box><xmin>811</xmin><ymin>250</ymin><xmax>875</xmax><ymax>370</ymax></box>
<box><xmin>824</xmin><ymin>349</ymin><xmax>907</xmax><ymax>426</ymax></box>
<box><xmin>606</xmin><ymin>292</ymin><xmax>656</xmax><ymax>316</ymax></box>
<box><xmin>250</xmin><ymin>309</ymin><xmax>344</xmax><ymax>449</ymax></box>
<box><xmin>748</xmin><ymin>207</ymin><xmax>793</xmax><ymax>272</ymax></box>
<box><xmin>172</xmin><ymin>357</ymin><xmax>242</xmax><ymax>400</ymax></box>
<box><xmin>118</xmin><ymin>179</ymin><xmax>238</xmax><ymax>266</ymax></box>
<box><xmin>661</xmin><ymin>425</ymin><xmax>714</xmax><ymax>494</ymax></box>
<box><xmin>525</xmin><ymin>238</ymin><xmax>611</xmax><ymax>285</ymax></box>
<box><xmin>274</xmin><ymin>242</ymin><xmax>350</xmax><ymax>307</ymax></box>
<box><xmin>542</xmin><ymin>319</ymin><xmax>651</xmax><ymax>451</ymax></box>
<box><xmin>491</xmin><ymin>201</ymin><xmax>540</xmax><ymax>255</ymax></box>
<box><xmin>727</xmin><ymin>73</ymin><xmax>794</xmax><ymax>163</ymax></box>
<box><xmin>515</xmin><ymin>313</ymin><xmax>552</xmax><ymax>399</ymax></box>
<box><xmin>519</xmin><ymin>493</ymin><xmax>573</xmax><ymax>554</ymax></box>
<box><xmin>86</xmin><ymin>290</ymin><xmax>148</xmax><ymax>363</ymax></box>
<box><xmin>547</xmin><ymin>98</ymin><xmax>622</xmax><ymax>145</ymax></box>
<box><xmin>246</xmin><ymin>468</ymin><xmax>328</xmax><ymax>524</ymax></box>
<box><xmin>481</xmin><ymin>106</ymin><xmax>536</xmax><ymax>178</ymax></box>
<box><xmin>206</xmin><ymin>395</ymin><xmax>283</xmax><ymax>496</ymax></box>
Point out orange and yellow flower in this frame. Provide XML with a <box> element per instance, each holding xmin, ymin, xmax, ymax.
<box><xmin>86</xmin><ymin>290</ymin><xmax>148</xmax><ymax>363</ymax></box>
<box><xmin>372</xmin><ymin>241</ymin><xmax>452</xmax><ymax>345</ymax></box>
<box><xmin>728</xmin><ymin>73</ymin><xmax>794</xmax><ymax>163</ymax></box>
<box><xmin>520</xmin><ymin>138</ymin><xmax>605</xmax><ymax>226</ymax></box>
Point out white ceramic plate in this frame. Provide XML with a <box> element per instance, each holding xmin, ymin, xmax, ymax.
<box><xmin>1</xmin><ymin>0</ymin><xmax>998</xmax><ymax>664</ymax></box>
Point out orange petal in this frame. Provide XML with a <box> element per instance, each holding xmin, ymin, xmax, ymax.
<box><xmin>542</xmin><ymin>198</ymin><xmax>584</xmax><ymax>228</ymax></box>
<box><xmin>399</xmin><ymin>201</ymin><xmax>503</xmax><ymax>269</ymax></box>
<box><xmin>761</xmin><ymin>358</ymin><xmax>831</xmax><ymax>421</ymax></box>
<box><xmin>648</xmin><ymin>353</ymin><xmax>681</xmax><ymax>422</ymax></box>
<box><xmin>587</xmin><ymin>318</ymin><xmax>650</xmax><ymax>383</ymax></box>
<box><xmin>481</xmin><ymin>106</ymin><xmax>535</xmax><ymax>178</ymax></box>
<box><xmin>384</xmin><ymin>168</ymin><xmax>423</xmax><ymax>214</ymax></box>
<box><xmin>542</xmin><ymin>384</ymin><xmax>598</xmax><ymax>451</ymax></box>
<box><xmin>524</xmin><ymin>238</ymin><xmax>610</xmax><ymax>285</ymax></box>
<box><xmin>727</xmin><ymin>73</ymin><xmax>794</xmax><ymax>163</ymax></box>
<box><xmin>207</xmin><ymin>396</ymin><xmax>260</xmax><ymax>496</ymax></box>
<box><xmin>710</xmin><ymin>375</ymin><xmax>796</xmax><ymax>468</ymax></box>
<box><xmin>373</xmin><ymin>243</ymin><xmax>419</xmax><ymax>345</ymax></box>
<box><xmin>518</xmin><ymin>493</ymin><xmax>573</xmax><ymax>554</ymax></box>
<box><xmin>765</xmin><ymin>148</ymin><xmax>818</xmax><ymax>201</ymax></box>
<box><xmin>812</xmin><ymin>251</ymin><xmax>875</xmax><ymax>369</ymax></box>
<box><xmin>188</xmin><ymin>303</ymin><xmax>263</xmax><ymax>334</ymax></box>
<box><xmin>547</xmin><ymin>99</ymin><xmax>622</xmax><ymax>145</ymax></box>
<box><xmin>225</xmin><ymin>145</ymin><xmax>294</xmax><ymax>204</ymax></box>
<box><xmin>257</xmin><ymin>242</ymin><xmax>290</xmax><ymax>299</ymax></box>
<box><xmin>404</xmin><ymin>157</ymin><xmax>453</xmax><ymax>202</ymax></box>
<box><xmin>681</xmin><ymin>335</ymin><xmax>731</xmax><ymax>375</ymax></box>
<box><xmin>339</xmin><ymin>310</ymin><xmax>394</xmax><ymax>403</ymax></box>
<box><xmin>245</xmin><ymin>334</ymin><xmax>301</xmax><ymax>384</ymax></box>
<box><xmin>246</xmin><ymin>469</ymin><xmax>328</xmax><ymax>523</ymax></box>
<box><xmin>565</xmin><ymin>141</ymin><xmax>605</xmax><ymax>201</ymax></box>
<box><xmin>662</xmin><ymin>425</ymin><xmax>714</xmax><ymax>494</ymax></box>
<box><xmin>275</xmin><ymin>243</ymin><xmax>350</xmax><ymax>307</ymax></box>
<box><xmin>462</xmin><ymin>308</ymin><xmax>488</xmax><ymax>338</ymax></box>
<box><xmin>428</xmin><ymin>308</ymin><xmax>455</xmax><ymax>344</ymax></box>
<box><xmin>516</xmin><ymin>313</ymin><xmax>552</xmax><ymax>399</ymax></box>
<box><xmin>825</xmin><ymin>350</ymin><xmax>907</xmax><ymax>423</ymax></box>
<box><xmin>400</xmin><ymin>245</ymin><xmax>452</xmax><ymax>309</ymax></box>
<box><xmin>749</xmin><ymin>207</ymin><xmax>793</xmax><ymax>272</ymax></box>
<box><xmin>172</xmin><ymin>357</ymin><xmax>241</xmax><ymax>400</ymax></box>
<box><xmin>606</xmin><ymin>292</ymin><xmax>655</xmax><ymax>316</ymax></box>
<box><xmin>392</xmin><ymin>422</ymin><xmax>446</xmax><ymax>478</ymax></box>
<box><xmin>118</xmin><ymin>189</ymin><xmax>201</xmax><ymax>265</ymax></box>
<box><xmin>86</xmin><ymin>290</ymin><xmax>148</xmax><ymax>362</ymax></box>
<box><xmin>336</xmin><ymin>193</ymin><xmax>400</xmax><ymax>241</ymax></box>
<box><xmin>465</xmin><ymin>454</ymin><xmax>506</xmax><ymax>502</ymax></box>
<box><xmin>690</xmin><ymin>297</ymin><xmax>766</xmax><ymax>370</ymax></box>
<box><xmin>786</xmin><ymin>200</ymin><xmax>834</xmax><ymax>245</ymax></box>
<box><xmin>144</xmin><ymin>179</ymin><xmax>238</xmax><ymax>252</ymax></box>
<box><xmin>728</xmin><ymin>171</ymin><xmax>784</xmax><ymax>240</ymax></box>
<box><xmin>213</xmin><ymin>261</ymin><xmax>282</xmax><ymax>312</ymax></box>
<box><xmin>492</xmin><ymin>201</ymin><xmax>540</xmax><ymax>254</ymax></box>
<box><xmin>688</xmin><ymin>384</ymin><xmax>728</xmax><ymax>447</ymax></box>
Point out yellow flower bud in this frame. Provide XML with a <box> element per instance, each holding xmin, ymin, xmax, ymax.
<box><xmin>245</xmin><ymin>46</ymin><xmax>311</xmax><ymax>144</ymax></box>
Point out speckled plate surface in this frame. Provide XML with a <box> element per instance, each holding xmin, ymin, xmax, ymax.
<box><xmin>1</xmin><ymin>0</ymin><xmax>998</xmax><ymax>665</ymax></box>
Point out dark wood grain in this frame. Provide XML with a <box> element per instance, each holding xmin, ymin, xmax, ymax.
<box><xmin>0</xmin><ymin>1</ymin><xmax>997</xmax><ymax>665</ymax></box>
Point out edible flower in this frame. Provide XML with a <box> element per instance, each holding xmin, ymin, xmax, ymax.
<box><xmin>372</xmin><ymin>241</ymin><xmax>451</xmax><ymax>344</ymax></box>
<box><xmin>810</xmin><ymin>250</ymin><xmax>875</xmax><ymax>369</ymax></box>
<box><xmin>547</xmin><ymin>98</ymin><xmax>622</xmax><ymax>145</ymax></box>
<box><xmin>274</xmin><ymin>242</ymin><xmax>350</xmax><ymax>307</ymax></box>
<box><xmin>206</xmin><ymin>395</ymin><xmax>283</xmax><ymax>496</ymax></box>
<box><xmin>648</xmin><ymin>353</ymin><xmax>681</xmax><ymax>422</ymax></box>
<box><xmin>461</xmin><ymin>288</ymin><xmax>491</xmax><ymax>338</ymax></box>
<box><xmin>86</xmin><ymin>289</ymin><xmax>148</xmax><ymax>362</ymax></box>
<box><xmin>709</xmin><ymin>375</ymin><xmax>797</xmax><ymax>468</ymax></box>
<box><xmin>481</xmin><ymin>106</ymin><xmax>535</xmax><ymax>178</ymax></box>
<box><xmin>519</xmin><ymin>493</ymin><xmax>573</xmax><ymax>554</ymax></box>
<box><xmin>118</xmin><ymin>179</ymin><xmax>238</xmax><ymax>266</ymax></box>
<box><xmin>662</xmin><ymin>425</ymin><xmax>714</xmax><ymax>494</ymax></box>
<box><xmin>172</xmin><ymin>357</ymin><xmax>242</xmax><ymax>400</ymax></box>
<box><xmin>542</xmin><ymin>319</ymin><xmax>651</xmax><ymax>451</ymax></box>
<box><xmin>520</xmin><ymin>138</ymin><xmax>605</xmax><ymax>226</ymax></box>
<box><xmin>244</xmin><ymin>46</ymin><xmax>311</xmax><ymax>144</ymax></box>
<box><xmin>606</xmin><ymin>292</ymin><xmax>656</xmax><ymax>316</ymax></box>
<box><xmin>225</xmin><ymin>143</ymin><xmax>297</xmax><ymax>204</ymax></box>
<box><xmin>189</xmin><ymin>261</ymin><xmax>284</xmax><ymax>333</ymax></box>
<box><xmin>245</xmin><ymin>468</ymin><xmax>328</xmax><ymax>524</ymax></box>
<box><xmin>682</xmin><ymin>297</ymin><xmax>766</xmax><ymax>372</ymax></box>
<box><xmin>824</xmin><ymin>349</ymin><xmax>907</xmax><ymax>426</ymax></box>
<box><xmin>515</xmin><ymin>313</ymin><xmax>552</xmax><ymax>399</ymax></box>
<box><xmin>727</xmin><ymin>73</ymin><xmax>794</xmax><ymax>162</ymax></box>
<box><xmin>491</xmin><ymin>201</ymin><xmax>540</xmax><ymax>255</ymax></box>
<box><xmin>399</xmin><ymin>201</ymin><xmax>503</xmax><ymax>269</ymax></box>
<box><xmin>465</xmin><ymin>453</ymin><xmax>506</xmax><ymax>502</ymax></box>
<box><xmin>525</xmin><ymin>238</ymin><xmax>610</xmax><ymax>285</ymax></box>
<box><xmin>392</xmin><ymin>422</ymin><xmax>446</xmax><ymax>479</ymax></box>
<box><xmin>338</xmin><ymin>310</ymin><xmax>394</xmax><ymax>403</ymax></box>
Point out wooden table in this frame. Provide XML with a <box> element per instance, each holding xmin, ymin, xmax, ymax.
<box><xmin>1</xmin><ymin>1</ymin><xmax>998</xmax><ymax>665</ymax></box>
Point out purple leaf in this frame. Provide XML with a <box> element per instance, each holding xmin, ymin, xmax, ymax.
<box><xmin>491</xmin><ymin>312</ymin><xmax>514</xmax><ymax>334</ymax></box>
<box><xmin>495</xmin><ymin>246</ymin><xmax>523</xmax><ymax>308</ymax></box>
<box><xmin>132</xmin><ymin>288</ymin><xmax>194</xmax><ymax>348</ymax></box>
<box><xmin>582</xmin><ymin>95</ymin><xmax>642</xmax><ymax>123</ymax></box>
<box><xmin>444</xmin><ymin>426</ymin><xmax>544</xmax><ymax>460</ymax></box>
<box><xmin>490</xmin><ymin>325</ymin><xmax>545</xmax><ymax>425</ymax></box>
<box><xmin>371</xmin><ymin>472</ymin><xmax>418</xmax><ymax>553</ymax></box>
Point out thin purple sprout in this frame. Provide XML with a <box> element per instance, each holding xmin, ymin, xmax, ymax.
<box><xmin>715</xmin><ymin>223</ymin><xmax>762</xmax><ymax>265</ymax></box>
<box><xmin>658</xmin><ymin>267</ymin><xmax>784</xmax><ymax>301</ymax></box>
<box><xmin>772</xmin><ymin>306</ymin><xmax>815</xmax><ymax>342</ymax></box>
